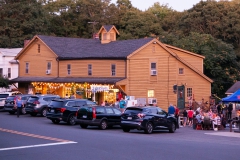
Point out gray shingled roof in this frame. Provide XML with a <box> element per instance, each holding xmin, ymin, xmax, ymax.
<box><xmin>103</xmin><ymin>25</ymin><xmax>114</xmax><ymax>32</ymax></box>
<box><xmin>225</xmin><ymin>81</ymin><xmax>240</xmax><ymax>94</ymax></box>
<box><xmin>10</xmin><ymin>77</ymin><xmax>125</xmax><ymax>84</ymax></box>
<box><xmin>38</xmin><ymin>35</ymin><xmax>153</xmax><ymax>59</ymax></box>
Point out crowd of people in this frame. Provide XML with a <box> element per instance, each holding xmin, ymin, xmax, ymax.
<box><xmin>178</xmin><ymin>102</ymin><xmax>240</xmax><ymax>130</ymax></box>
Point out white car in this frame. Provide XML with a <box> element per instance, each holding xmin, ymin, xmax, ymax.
<box><xmin>0</xmin><ymin>91</ymin><xmax>22</xmax><ymax>109</ymax></box>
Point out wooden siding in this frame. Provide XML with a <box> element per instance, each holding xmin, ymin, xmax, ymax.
<box><xmin>124</xmin><ymin>43</ymin><xmax>211</xmax><ymax>111</ymax></box>
<box><xmin>167</xmin><ymin>48</ymin><xmax>204</xmax><ymax>72</ymax></box>
<box><xmin>101</xmin><ymin>30</ymin><xmax>117</xmax><ymax>44</ymax></box>
<box><xmin>18</xmin><ymin>40</ymin><xmax>58</xmax><ymax>77</ymax></box>
<box><xmin>59</xmin><ymin>60</ymin><xmax>126</xmax><ymax>77</ymax></box>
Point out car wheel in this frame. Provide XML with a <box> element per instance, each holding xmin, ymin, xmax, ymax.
<box><xmin>30</xmin><ymin>113</ymin><xmax>37</xmax><ymax>117</ymax></box>
<box><xmin>52</xmin><ymin>119</ymin><xmax>60</xmax><ymax>124</ymax></box>
<box><xmin>122</xmin><ymin>128</ymin><xmax>130</xmax><ymax>132</ymax></box>
<box><xmin>67</xmin><ymin>115</ymin><xmax>76</xmax><ymax>125</ymax></box>
<box><xmin>144</xmin><ymin>122</ymin><xmax>153</xmax><ymax>134</ymax></box>
<box><xmin>21</xmin><ymin>108</ymin><xmax>26</xmax><ymax>114</ymax></box>
<box><xmin>99</xmin><ymin>120</ymin><xmax>107</xmax><ymax>130</ymax></box>
<box><xmin>169</xmin><ymin>123</ymin><xmax>176</xmax><ymax>133</ymax></box>
<box><xmin>80</xmin><ymin>124</ymin><xmax>88</xmax><ymax>128</ymax></box>
<box><xmin>41</xmin><ymin>108</ymin><xmax>47</xmax><ymax>117</ymax></box>
<box><xmin>9</xmin><ymin>111</ymin><xmax>15</xmax><ymax>115</ymax></box>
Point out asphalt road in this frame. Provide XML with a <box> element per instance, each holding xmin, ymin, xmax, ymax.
<box><xmin>0</xmin><ymin>111</ymin><xmax>239</xmax><ymax>160</ymax></box>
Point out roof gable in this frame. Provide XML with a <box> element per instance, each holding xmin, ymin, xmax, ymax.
<box><xmin>225</xmin><ymin>81</ymin><xmax>240</xmax><ymax>95</ymax></box>
<box><xmin>97</xmin><ymin>25</ymin><xmax>120</xmax><ymax>35</ymax></box>
<box><xmin>164</xmin><ymin>44</ymin><xmax>205</xmax><ymax>59</ymax></box>
<box><xmin>128</xmin><ymin>39</ymin><xmax>213</xmax><ymax>83</ymax></box>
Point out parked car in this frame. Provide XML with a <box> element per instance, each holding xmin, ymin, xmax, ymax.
<box><xmin>25</xmin><ymin>95</ymin><xmax>60</xmax><ymax>117</ymax></box>
<box><xmin>4</xmin><ymin>94</ymin><xmax>32</xmax><ymax>114</ymax></box>
<box><xmin>75</xmin><ymin>106</ymin><xmax>122</xmax><ymax>129</ymax></box>
<box><xmin>46</xmin><ymin>99</ymin><xmax>97</xmax><ymax>125</ymax></box>
<box><xmin>120</xmin><ymin>106</ymin><xmax>177</xmax><ymax>134</ymax></box>
<box><xmin>0</xmin><ymin>91</ymin><xmax>22</xmax><ymax>109</ymax></box>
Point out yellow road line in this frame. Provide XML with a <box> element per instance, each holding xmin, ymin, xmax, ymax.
<box><xmin>0</xmin><ymin>128</ymin><xmax>72</xmax><ymax>142</ymax></box>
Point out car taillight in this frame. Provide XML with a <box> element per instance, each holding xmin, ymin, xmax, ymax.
<box><xmin>92</xmin><ymin>107</ymin><xmax>96</xmax><ymax>119</ymax></box>
<box><xmin>75</xmin><ymin>110</ymin><xmax>78</xmax><ymax>117</ymax></box>
<box><xmin>60</xmin><ymin>108</ymin><xmax>66</xmax><ymax>113</ymax></box>
<box><xmin>33</xmin><ymin>101</ymin><xmax>40</xmax><ymax>104</ymax></box>
<box><xmin>137</xmin><ymin>113</ymin><xmax>145</xmax><ymax>119</ymax></box>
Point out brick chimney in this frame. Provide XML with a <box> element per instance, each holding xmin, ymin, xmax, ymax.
<box><xmin>24</xmin><ymin>40</ymin><xmax>30</xmax><ymax>48</ymax></box>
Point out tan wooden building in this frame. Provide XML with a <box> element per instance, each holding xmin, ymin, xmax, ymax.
<box><xmin>11</xmin><ymin>25</ymin><xmax>213</xmax><ymax>110</ymax></box>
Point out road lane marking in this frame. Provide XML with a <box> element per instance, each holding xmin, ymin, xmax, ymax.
<box><xmin>0</xmin><ymin>128</ymin><xmax>72</xmax><ymax>142</ymax></box>
<box><xmin>0</xmin><ymin>141</ymin><xmax>77</xmax><ymax>151</ymax></box>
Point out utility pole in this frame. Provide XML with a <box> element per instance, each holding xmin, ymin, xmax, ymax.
<box><xmin>88</xmin><ymin>21</ymin><xmax>99</xmax><ymax>39</ymax></box>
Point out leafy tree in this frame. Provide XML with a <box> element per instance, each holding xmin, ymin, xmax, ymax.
<box><xmin>0</xmin><ymin>76</ymin><xmax>9</xmax><ymax>88</ymax></box>
<box><xmin>0</xmin><ymin>0</ymin><xmax>50</xmax><ymax>48</ymax></box>
<box><xmin>177</xmin><ymin>0</ymin><xmax>240</xmax><ymax>56</ymax></box>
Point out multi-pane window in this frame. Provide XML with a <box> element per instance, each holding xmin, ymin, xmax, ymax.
<box><xmin>88</xmin><ymin>64</ymin><xmax>92</xmax><ymax>76</ymax></box>
<box><xmin>110</xmin><ymin>33</ymin><xmax>114</xmax><ymax>41</ymax></box>
<box><xmin>150</xmin><ymin>62</ymin><xmax>157</xmax><ymax>75</ymax></box>
<box><xmin>38</xmin><ymin>44</ymin><xmax>40</xmax><ymax>53</ymax></box>
<box><xmin>151</xmin><ymin>62</ymin><xmax>156</xmax><ymax>70</ymax></box>
<box><xmin>103</xmin><ymin>33</ymin><xmax>107</xmax><ymax>40</ymax></box>
<box><xmin>25</xmin><ymin>63</ymin><xmax>29</xmax><ymax>74</ymax></box>
<box><xmin>8</xmin><ymin>68</ymin><xmax>11</xmax><ymax>78</ymax></box>
<box><xmin>111</xmin><ymin>64</ymin><xmax>116</xmax><ymax>76</ymax></box>
<box><xmin>187</xmin><ymin>88</ymin><xmax>192</xmax><ymax>97</ymax></box>
<box><xmin>0</xmin><ymin>68</ymin><xmax>3</xmax><ymax>77</ymax></box>
<box><xmin>148</xmin><ymin>90</ymin><xmax>154</xmax><ymax>97</ymax></box>
<box><xmin>47</xmin><ymin>62</ymin><xmax>51</xmax><ymax>70</ymax></box>
<box><xmin>67</xmin><ymin>64</ymin><xmax>71</xmax><ymax>75</ymax></box>
<box><xmin>179</xmin><ymin>68</ymin><xmax>184</xmax><ymax>74</ymax></box>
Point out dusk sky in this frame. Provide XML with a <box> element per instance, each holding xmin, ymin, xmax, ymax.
<box><xmin>111</xmin><ymin>0</ymin><xmax>219</xmax><ymax>11</ymax></box>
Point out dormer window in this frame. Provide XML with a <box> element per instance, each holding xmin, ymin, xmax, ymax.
<box><xmin>103</xmin><ymin>33</ymin><xmax>107</xmax><ymax>40</ymax></box>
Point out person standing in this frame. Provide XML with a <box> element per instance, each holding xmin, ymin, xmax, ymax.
<box><xmin>174</xmin><ymin>105</ymin><xmax>180</xmax><ymax>128</ymax></box>
<box><xmin>119</xmin><ymin>98</ymin><xmax>126</xmax><ymax>113</ymax></box>
<box><xmin>15</xmin><ymin>96</ymin><xmax>23</xmax><ymax>118</ymax></box>
<box><xmin>114</xmin><ymin>99</ymin><xmax>120</xmax><ymax>108</ymax></box>
<box><xmin>182</xmin><ymin>109</ymin><xmax>188</xmax><ymax>127</ymax></box>
<box><xmin>168</xmin><ymin>104</ymin><xmax>175</xmax><ymax>116</ymax></box>
<box><xmin>227</xmin><ymin>103</ymin><xmax>233</xmax><ymax>120</ymax></box>
<box><xmin>188</xmin><ymin>108</ymin><xmax>194</xmax><ymax>127</ymax></box>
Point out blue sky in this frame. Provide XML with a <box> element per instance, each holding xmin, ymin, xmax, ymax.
<box><xmin>110</xmin><ymin>0</ymin><xmax>218</xmax><ymax>12</ymax></box>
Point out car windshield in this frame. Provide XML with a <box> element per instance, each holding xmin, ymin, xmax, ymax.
<box><xmin>0</xmin><ymin>94</ymin><xmax>9</xmax><ymax>98</ymax></box>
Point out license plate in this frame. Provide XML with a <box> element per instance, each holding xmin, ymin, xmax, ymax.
<box><xmin>127</xmin><ymin>117</ymin><xmax>132</xmax><ymax>120</ymax></box>
<box><xmin>83</xmin><ymin>115</ymin><xmax>87</xmax><ymax>118</ymax></box>
<box><xmin>51</xmin><ymin>110</ymin><xmax>54</xmax><ymax>113</ymax></box>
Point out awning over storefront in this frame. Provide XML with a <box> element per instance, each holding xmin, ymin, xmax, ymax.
<box><xmin>10</xmin><ymin>77</ymin><xmax>126</xmax><ymax>84</ymax></box>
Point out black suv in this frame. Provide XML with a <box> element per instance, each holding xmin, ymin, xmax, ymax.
<box><xmin>75</xmin><ymin>106</ymin><xmax>122</xmax><ymax>130</ymax></box>
<box><xmin>25</xmin><ymin>95</ymin><xmax>60</xmax><ymax>117</ymax></box>
<box><xmin>121</xmin><ymin>106</ymin><xmax>177</xmax><ymax>134</ymax></box>
<box><xmin>4</xmin><ymin>94</ymin><xmax>32</xmax><ymax>114</ymax></box>
<box><xmin>46</xmin><ymin>99</ymin><xmax>97</xmax><ymax>125</ymax></box>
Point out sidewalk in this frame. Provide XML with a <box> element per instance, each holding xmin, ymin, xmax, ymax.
<box><xmin>205</xmin><ymin>131</ymin><xmax>240</xmax><ymax>138</ymax></box>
